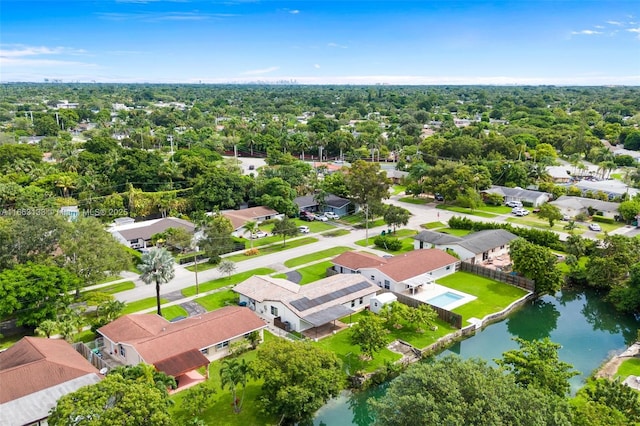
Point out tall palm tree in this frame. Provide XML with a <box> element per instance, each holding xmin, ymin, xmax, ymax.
<box><xmin>138</xmin><ymin>248</ymin><xmax>175</xmax><ymax>316</ymax></box>
<box><xmin>242</xmin><ymin>220</ymin><xmax>258</xmax><ymax>249</ymax></box>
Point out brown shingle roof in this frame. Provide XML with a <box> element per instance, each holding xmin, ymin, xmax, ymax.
<box><xmin>153</xmin><ymin>348</ymin><xmax>209</xmax><ymax>377</ymax></box>
<box><xmin>98</xmin><ymin>307</ymin><xmax>266</xmax><ymax>365</ymax></box>
<box><xmin>221</xmin><ymin>206</ymin><xmax>280</xmax><ymax>230</ymax></box>
<box><xmin>0</xmin><ymin>337</ymin><xmax>101</xmax><ymax>403</ymax></box>
<box><xmin>332</xmin><ymin>251</ymin><xmax>388</xmax><ymax>270</ymax></box>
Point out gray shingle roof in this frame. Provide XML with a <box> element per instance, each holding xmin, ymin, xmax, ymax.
<box><xmin>551</xmin><ymin>195</ymin><xmax>620</xmax><ymax>212</ymax></box>
<box><xmin>455</xmin><ymin>229</ymin><xmax>518</xmax><ymax>255</ymax></box>
<box><xmin>482</xmin><ymin>185</ymin><xmax>550</xmax><ymax>202</ymax></box>
<box><xmin>413</xmin><ymin>230</ymin><xmax>463</xmax><ymax>245</ymax></box>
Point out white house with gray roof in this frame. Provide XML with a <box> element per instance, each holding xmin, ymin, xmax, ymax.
<box><xmin>550</xmin><ymin>196</ymin><xmax>620</xmax><ymax>219</ymax></box>
<box><xmin>481</xmin><ymin>185</ymin><xmax>552</xmax><ymax>207</ymax></box>
<box><xmin>294</xmin><ymin>194</ymin><xmax>351</xmax><ymax>217</ymax></box>
<box><xmin>414</xmin><ymin>229</ymin><xmax>518</xmax><ymax>264</ymax></box>
<box><xmin>109</xmin><ymin>217</ymin><xmax>196</xmax><ymax>250</ymax></box>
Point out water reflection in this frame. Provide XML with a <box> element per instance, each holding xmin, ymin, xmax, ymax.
<box><xmin>506</xmin><ymin>298</ymin><xmax>560</xmax><ymax>341</ymax></box>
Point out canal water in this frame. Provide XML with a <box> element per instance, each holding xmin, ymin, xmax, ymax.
<box><xmin>313</xmin><ymin>289</ymin><xmax>640</xmax><ymax>426</ymax></box>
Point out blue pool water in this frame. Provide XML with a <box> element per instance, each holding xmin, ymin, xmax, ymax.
<box><xmin>426</xmin><ymin>291</ymin><xmax>463</xmax><ymax>308</ymax></box>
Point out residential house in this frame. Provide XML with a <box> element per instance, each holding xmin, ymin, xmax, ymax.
<box><xmin>0</xmin><ymin>337</ymin><xmax>103</xmax><ymax>426</ymax></box>
<box><xmin>385</xmin><ymin>169</ymin><xmax>409</xmax><ymax>184</ymax></box>
<box><xmin>330</xmin><ymin>249</ymin><xmax>460</xmax><ymax>294</ymax></box>
<box><xmin>108</xmin><ymin>217</ymin><xmax>196</xmax><ymax>250</ymax></box>
<box><xmin>233</xmin><ymin>274</ymin><xmax>379</xmax><ymax>333</ymax></box>
<box><xmin>546</xmin><ymin>166</ymin><xmax>572</xmax><ymax>183</ymax></box>
<box><xmin>294</xmin><ymin>194</ymin><xmax>351</xmax><ymax>217</ymax></box>
<box><xmin>219</xmin><ymin>206</ymin><xmax>283</xmax><ymax>237</ymax></box>
<box><xmin>97</xmin><ymin>307</ymin><xmax>267</xmax><ymax>381</ymax></box>
<box><xmin>414</xmin><ymin>229</ymin><xmax>518</xmax><ymax>264</ymax></box>
<box><xmin>481</xmin><ymin>185</ymin><xmax>552</xmax><ymax>207</ymax></box>
<box><xmin>550</xmin><ymin>196</ymin><xmax>620</xmax><ymax>219</ymax></box>
<box><xmin>570</xmin><ymin>179</ymin><xmax>640</xmax><ymax>199</ymax></box>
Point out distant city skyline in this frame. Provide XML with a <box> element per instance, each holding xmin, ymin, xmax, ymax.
<box><xmin>1</xmin><ymin>0</ymin><xmax>639</xmax><ymax>85</ymax></box>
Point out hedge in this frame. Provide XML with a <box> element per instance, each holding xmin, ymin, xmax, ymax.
<box><xmin>591</xmin><ymin>215</ymin><xmax>615</xmax><ymax>224</ymax></box>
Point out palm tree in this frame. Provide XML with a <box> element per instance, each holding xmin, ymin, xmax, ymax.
<box><xmin>138</xmin><ymin>248</ymin><xmax>176</xmax><ymax>316</ymax></box>
<box><xmin>220</xmin><ymin>358</ymin><xmax>252</xmax><ymax>414</ymax></box>
<box><xmin>35</xmin><ymin>319</ymin><xmax>58</xmax><ymax>338</ymax></box>
<box><xmin>242</xmin><ymin>220</ymin><xmax>258</xmax><ymax>249</ymax></box>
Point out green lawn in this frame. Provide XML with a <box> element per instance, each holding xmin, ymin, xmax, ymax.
<box><xmin>84</xmin><ymin>281</ymin><xmax>135</xmax><ymax>295</ymax></box>
<box><xmin>161</xmin><ymin>305</ymin><xmax>188</xmax><ymax>322</ymax></box>
<box><xmin>615</xmin><ymin>358</ymin><xmax>640</xmax><ymax>380</ymax></box>
<box><xmin>194</xmin><ymin>289</ymin><xmax>238</xmax><ymax>311</ymax></box>
<box><xmin>437</xmin><ymin>272</ymin><xmax>529</xmax><ymax>323</ymax></box>
<box><xmin>292</xmin><ymin>261</ymin><xmax>334</xmax><ymax>285</ymax></box>
<box><xmin>224</xmin><ymin>237</ymin><xmax>320</xmax><ymax>262</ymax></box>
<box><xmin>398</xmin><ymin>196</ymin><xmax>428</xmax><ymax>204</ymax></box>
<box><xmin>96</xmin><ymin>275</ymin><xmax>123</xmax><ymax>284</ymax></box>
<box><xmin>387</xmin><ymin>317</ymin><xmax>458</xmax><ymax>350</ymax></box>
<box><xmin>354</xmin><ymin>228</ymin><xmax>416</xmax><ymax>249</ymax></box>
<box><xmin>122</xmin><ymin>297</ymin><xmax>169</xmax><ymax>315</ymax></box>
<box><xmin>438</xmin><ymin>228</ymin><xmax>472</xmax><ymax>237</ymax></box>
<box><xmin>170</xmin><ymin>346</ymin><xmax>278</xmax><ymax>426</ymax></box>
<box><xmin>284</xmin><ymin>246</ymin><xmax>352</xmax><ymax>268</ymax></box>
<box><xmin>322</xmin><ymin>229</ymin><xmax>351</xmax><ymax>237</ymax></box>
<box><xmin>436</xmin><ymin>204</ymin><xmax>496</xmax><ymax>218</ymax></box>
<box><xmin>557</xmin><ymin>256</ymin><xmax>588</xmax><ymax>274</ymax></box>
<box><xmin>313</xmin><ymin>327</ymin><xmax>402</xmax><ymax>374</ymax></box>
<box><xmin>391</xmin><ymin>185</ymin><xmax>406</xmax><ymax>195</ymax></box>
<box><xmin>506</xmin><ymin>216</ymin><xmax>586</xmax><ymax>235</ymax></box>
<box><xmin>181</xmin><ymin>267</ymin><xmax>275</xmax><ymax>297</ymax></box>
<box><xmin>423</xmin><ymin>221</ymin><xmax>446</xmax><ymax>229</ymax></box>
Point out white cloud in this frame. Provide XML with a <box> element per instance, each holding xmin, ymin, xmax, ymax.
<box><xmin>289</xmin><ymin>10</ymin><xmax>300</xmax><ymax>14</ymax></box>
<box><xmin>606</xmin><ymin>20</ymin><xmax>623</xmax><ymax>26</ymax></box>
<box><xmin>571</xmin><ymin>30</ymin><xmax>603</xmax><ymax>35</ymax></box>
<box><xmin>628</xmin><ymin>27</ymin><xmax>640</xmax><ymax>33</ymax></box>
<box><xmin>327</xmin><ymin>42</ymin><xmax>348</xmax><ymax>49</ymax></box>
<box><xmin>241</xmin><ymin>66</ymin><xmax>279</xmax><ymax>75</ymax></box>
<box><xmin>0</xmin><ymin>45</ymin><xmax>87</xmax><ymax>58</ymax></box>
<box><xmin>313</xmin><ymin>64</ymin><xmax>320</xmax><ymax>69</ymax></box>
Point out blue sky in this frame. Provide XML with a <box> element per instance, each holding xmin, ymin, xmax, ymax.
<box><xmin>1</xmin><ymin>0</ymin><xmax>639</xmax><ymax>85</ymax></box>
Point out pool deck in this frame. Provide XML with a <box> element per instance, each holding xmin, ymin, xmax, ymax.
<box><xmin>402</xmin><ymin>283</ymin><xmax>476</xmax><ymax>310</ymax></box>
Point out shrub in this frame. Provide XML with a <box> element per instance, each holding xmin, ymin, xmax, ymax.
<box><xmin>575</xmin><ymin>212</ymin><xmax>588</xmax><ymax>222</ymax></box>
<box><xmin>374</xmin><ymin>236</ymin><xmax>403</xmax><ymax>251</ymax></box>
<box><xmin>244</xmin><ymin>248</ymin><xmax>260</xmax><ymax>256</ymax></box>
<box><xmin>591</xmin><ymin>215</ymin><xmax>615</xmax><ymax>224</ymax></box>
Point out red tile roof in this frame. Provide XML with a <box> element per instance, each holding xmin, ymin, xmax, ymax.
<box><xmin>0</xmin><ymin>337</ymin><xmax>101</xmax><ymax>403</ymax></box>
<box><xmin>98</xmin><ymin>306</ymin><xmax>266</xmax><ymax>364</ymax></box>
<box><xmin>332</xmin><ymin>251</ymin><xmax>388</xmax><ymax>270</ymax></box>
<box><xmin>153</xmin><ymin>348</ymin><xmax>209</xmax><ymax>377</ymax></box>
<box><xmin>221</xmin><ymin>206</ymin><xmax>280</xmax><ymax>230</ymax></box>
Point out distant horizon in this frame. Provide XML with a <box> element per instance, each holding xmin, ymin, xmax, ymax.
<box><xmin>2</xmin><ymin>1</ymin><xmax>639</xmax><ymax>86</ymax></box>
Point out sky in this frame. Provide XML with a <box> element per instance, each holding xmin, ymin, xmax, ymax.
<box><xmin>1</xmin><ymin>0</ymin><xmax>639</xmax><ymax>85</ymax></box>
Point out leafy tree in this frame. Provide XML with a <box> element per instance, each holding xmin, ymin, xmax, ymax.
<box><xmin>496</xmin><ymin>337</ymin><xmax>578</xmax><ymax>397</ymax></box>
<box><xmin>456</xmin><ymin>187</ymin><xmax>484</xmax><ymax>211</ymax></box>
<box><xmin>200</xmin><ymin>214</ymin><xmax>235</xmax><ymax>264</ymax></box>
<box><xmin>345</xmin><ymin>160</ymin><xmax>391</xmax><ymax>243</ymax></box>
<box><xmin>33</xmin><ymin>114</ymin><xmax>59</xmax><ymax>136</ymax></box>
<box><xmin>405</xmin><ymin>303</ymin><xmax>438</xmax><ymax>333</ymax></box>
<box><xmin>58</xmin><ymin>216</ymin><xmax>131</xmax><ymax>297</ymax></box>
<box><xmin>179</xmin><ymin>380</ymin><xmax>217</xmax><ymax>419</ymax></box>
<box><xmin>220</xmin><ymin>358</ymin><xmax>253</xmax><ymax>414</ymax></box>
<box><xmin>379</xmin><ymin>301</ymin><xmax>409</xmax><ymax>329</ymax></box>
<box><xmin>48</xmin><ymin>368</ymin><xmax>174</xmax><ymax>426</ymax></box>
<box><xmin>0</xmin><ymin>263</ymin><xmax>79</xmax><ymax>327</ymax></box>
<box><xmin>383</xmin><ymin>205</ymin><xmax>411</xmax><ymax>233</ymax></box>
<box><xmin>585</xmin><ymin>234</ymin><xmax>640</xmax><ymax>290</ymax></box>
<box><xmin>575</xmin><ymin>377</ymin><xmax>640</xmax><ymax>424</ymax></box>
<box><xmin>618</xmin><ymin>199</ymin><xmax>640</xmax><ymax>223</ymax></box>
<box><xmin>272</xmin><ymin>216</ymin><xmax>298</xmax><ymax>247</ymax></box>
<box><xmin>35</xmin><ymin>319</ymin><xmax>58</xmax><ymax>338</ymax></box>
<box><xmin>370</xmin><ymin>355</ymin><xmax>572</xmax><ymax>426</ymax></box>
<box><xmin>161</xmin><ymin>227</ymin><xmax>193</xmax><ymax>253</ymax></box>
<box><xmin>109</xmin><ymin>364</ymin><xmax>177</xmax><ymax>393</ymax></box>
<box><xmin>0</xmin><ymin>214</ymin><xmax>66</xmax><ymax>269</ymax></box>
<box><xmin>138</xmin><ymin>248</ymin><xmax>175</xmax><ymax>316</ymax></box>
<box><xmin>537</xmin><ymin>203</ymin><xmax>563</xmax><ymax>227</ymax></box>
<box><xmin>510</xmin><ymin>238</ymin><xmax>563</xmax><ymax>295</ymax></box>
<box><xmin>350</xmin><ymin>312</ymin><xmax>389</xmax><ymax>359</ymax></box>
<box><xmin>252</xmin><ymin>339</ymin><xmax>343</xmax><ymax>425</ymax></box>
<box><xmin>94</xmin><ymin>299</ymin><xmax>126</xmax><ymax>329</ymax></box>
<box><xmin>217</xmin><ymin>259</ymin><xmax>237</xmax><ymax>279</ymax></box>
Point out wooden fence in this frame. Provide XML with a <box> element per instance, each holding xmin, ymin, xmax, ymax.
<box><xmin>73</xmin><ymin>342</ymin><xmax>110</xmax><ymax>371</ymax></box>
<box><xmin>384</xmin><ymin>291</ymin><xmax>463</xmax><ymax>329</ymax></box>
<box><xmin>460</xmin><ymin>262</ymin><xmax>535</xmax><ymax>292</ymax></box>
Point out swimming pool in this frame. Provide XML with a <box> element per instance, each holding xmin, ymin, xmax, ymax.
<box><xmin>426</xmin><ymin>291</ymin><xmax>464</xmax><ymax>308</ymax></box>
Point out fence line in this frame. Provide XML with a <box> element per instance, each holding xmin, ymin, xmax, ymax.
<box><xmin>73</xmin><ymin>342</ymin><xmax>110</xmax><ymax>371</ymax></box>
<box><xmin>460</xmin><ymin>262</ymin><xmax>535</xmax><ymax>292</ymax></box>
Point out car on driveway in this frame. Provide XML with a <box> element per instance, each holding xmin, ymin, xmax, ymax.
<box><xmin>251</xmin><ymin>230</ymin><xmax>268</xmax><ymax>239</ymax></box>
<box><xmin>434</xmin><ymin>193</ymin><xmax>444</xmax><ymax>202</ymax></box>
<box><xmin>298</xmin><ymin>225</ymin><xmax>310</xmax><ymax>233</ymax></box>
<box><xmin>506</xmin><ymin>200</ymin><xmax>523</xmax><ymax>208</ymax></box>
<box><xmin>512</xmin><ymin>208</ymin><xmax>530</xmax><ymax>216</ymax></box>
<box><xmin>314</xmin><ymin>214</ymin><xmax>328</xmax><ymax>222</ymax></box>
<box><xmin>323</xmin><ymin>212</ymin><xmax>339</xmax><ymax>220</ymax></box>
<box><xmin>300</xmin><ymin>211</ymin><xmax>315</xmax><ymax>221</ymax></box>
<box><xmin>588</xmin><ymin>223</ymin><xmax>602</xmax><ymax>231</ymax></box>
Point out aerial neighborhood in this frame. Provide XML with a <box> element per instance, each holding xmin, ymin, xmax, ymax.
<box><xmin>0</xmin><ymin>84</ymin><xmax>639</xmax><ymax>426</ymax></box>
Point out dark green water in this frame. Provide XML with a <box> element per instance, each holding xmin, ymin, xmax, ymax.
<box><xmin>313</xmin><ymin>289</ymin><xmax>640</xmax><ymax>426</ymax></box>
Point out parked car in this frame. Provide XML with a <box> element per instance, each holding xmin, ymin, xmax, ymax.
<box><xmin>251</xmin><ymin>230</ymin><xmax>268</xmax><ymax>239</ymax></box>
<box><xmin>300</xmin><ymin>211</ymin><xmax>315</xmax><ymax>221</ymax></box>
<box><xmin>298</xmin><ymin>225</ymin><xmax>310</xmax><ymax>233</ymax></box>
<box><xmin>248</xmin><ymin>164</ymin><xmax>255</xmax><ymax>170</ymax></box>
<box><xmin>562</xmin><ymin>214</ymin><xmax>571</xmax><ymax>221</ymax></box>
<box><xmin>324</xmin><ymin>212</ymin><xmax>339</xmax><ymax>220</ymax></box>
<box><xmin>434</xmin><ymin>193</ymin><xmax>444</xmax><ymax>201</ymax></box>
<box><xmin>314</xmin><ymin>214</ymin><xmax>328</xmax><ymax>222</ymax></box>
<box><xmin>506</xmin><ymin>200</ymin><xmax>523</xmax><ymax>208</ymax></box>
<box><xmin>512</xmin><ymin>208</ymin><xmax>529</xmax><ymax>216</ymax></box>
<box><xmin>588</xmin><ymin>223</ymin><xmax>602</xmax><ymax>231</ymax></box>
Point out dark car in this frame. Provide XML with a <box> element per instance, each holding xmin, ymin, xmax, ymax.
<box><xmin>434</xmin><ymin>193</ymin><xmax>444</xmax><ymax>201</ymax></box>
<box><xmin>300</xmin><ymin>211</ymin><xmax>315</xmax><ymax>221</ymax></box>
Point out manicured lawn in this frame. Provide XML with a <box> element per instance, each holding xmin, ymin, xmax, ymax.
<box><xmin>194</xmin><ymin>289</ymin><xmax>238</xmax><ymax>311</ymax></box>
<box><xmin>313</xmin><ymin>327</ymin><xmax>402</xmax><ymax>374</ymax></box>
<box><xmin>322</xmin><ymin>229</ymin><xmax>351</xmax><ymax>237</ymax></box>
<box><xmin>398</xmin><ymin>196</ymin><xmax>427</xmax><ymax>204</ymax></box>
<box><xmin>387</xmin><ymin>317</ymin><xmax>458</xmax><ymax>350</ymax></box>
<box><xmin>181</xmin><ymin>267</ymin><xmax>275</xmax><ymax>297</ymax></box>
<box><xmin>423</xmin><ymin>221</ymin><xmax>446</xmax><ymax>229</ymax></box>
<box><xmin>436</xmin><ymin>204</ymin><xmax>496</xmax><ymax>218</ymax></box>
<box><xmin>340</xmin><ymin>310</ymin><xmax>370</xmax><ymax>324</ymax></box>
<box><xmin>170</xmin><ymin>348</ymin><xmax>278</xmax><ymax>426</ymax></box>
<box><xmin>590</xmin><ymin>221</ymin><xmax>625</xmax><ymax>233</ymax></box>
<box><xmin>122</xmin><ymin>297</ymin><xmax>169</xmax><ymax>315</ymax></box>
<box><xmin>438</xmin><ymin>272</ymin><xmax>529</xmax><ymax>322</ymax></box>
<box><xmin>615</xmin><ymin>357</ymin><xmax>640</xmax><ymax>380</ymax></box>
<box><xmin>391</xmin><ymin>185</ymin><xmax>406</xmax><ymax>195</ymax></box>
<box><xmin>557</xmin><ymin>256</ymin><xmax>588</xmax><ymax>274</ymax></box>
<box><xmin>438</xmin><ymin>228</ymin><xmax>472</xmax><ymax>237</ymax></box>
<box><xmin>506</xmin><ymin>216</ymin><xmax>586</xmax><ymax>235</ymax></box>
<box><xmin>161</xmin><ymin>305</ymin><xmax>188</xmax><ymax>321</ymax></box>
<box><xmin>355</xmin><ymin>228</ymin><xmax>416</xmax><ymax>249</ymax></box>
<box><xmin>85</xmin><ymin>281</ymin><xmax>135</xmax><ymax>295</ymax></box>
<box><xmin>224</xmin><ymin>237</ymin><xmax>320</xmax><ymax>262</ymax></box>
<box><xmin>97</xmin><ymin>275</ymin><xmax>122</xmax><ymax>284</ymax></box>
<box><xmin>295</xmin><ymin>261</ymin><xmax>334</xmax><ymax>284</ymax></box>
<box><xmin>284</xmin><ymin>246</ymin><xmax>352</xmax><ymax>268</ymax></box>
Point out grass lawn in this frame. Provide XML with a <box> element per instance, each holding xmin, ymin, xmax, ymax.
<box><xmin>194</xmin><ymin>289</ymin><xmax>238</xmax><ymax>311</ymax></box>
<box><xmin>387</xmin><ymin>317</ymin><xmax>458</xmax><ymax>350</ymax></box>
<box><xmin>96</xmin><ymin>274</ymin><xmax>122</xmax><ymax>284</ymax></box>
<box><xmin>170</xmin><ymin>348</ymin><xmax>278</xmax><ymax>426</ymax></box>
<box><xmin>84</xmin><ymin>281</ymin><xmax>135</xmax><ymax>295</ymax></box>
<box><xmin>122</xmin><ymin>297</ymin><xmax>169</xmax><ymax>315</ymax></box>
<box><xmin>438</xmin><ymin>228</ymin><xmax>472</xmax><ymax>237</ymax></box>
<box><xmin>615</xmin><ymin>358</ymin><xmax>640</xmax><ymax>380</ymax></box>
<box><xmin>398</xmin><ymin>196</ymin><xmax>428</xmax><ymax>204</ymax></box>
<box><xmin>181</xmin><ymin>268</ymin><xmax>275</xmax><ymax>297</ymax></box>
<box><xmin>284</xmin><ymin>246</ymin><xmax>352</xmax><ymax>268</ymax></box>
<box><xmin>294</xmin><ymin>261</ymin><xmax>334</xmax><ymax>285</ymax></box>
<box><xmin>73</xmin><ymin>330</ymin><xmax>98</xmax><ymax>343</ymax></box>
<box><xmin>436</xmin><ymin>204</ymin><xmax>496</xmax><ymax>218</ymax></box>
<box><xmin>161</xmin><ymin>305</ymin><xmax>188</xmax><ymax>321</ymax></box>
<box><xmin>423</xmin><ymin>221</ymin><xmax>446</xmax><ymax>229</ymax></box>
<box><xmin>340</xmin><ymin>310</ymin><xmax>370</xmax><ymax>324</ymax></box>
<box><xmin>313</xmin><ymin>327</ymin><xmax>402</xmax><ymax>374</ymax></box>
<box><xmin>557</xmin><ymin>256</ymin><xmax>588</xmax><ymax>274</ymax></box>
<box><xmin>437</xmin><ymin>272</ymin><xmax>529</xmax><ymax>322</ymax></box>
<box><xmin>391</xmin><ymin>185</ymin><xmax>406</xmax><ymax>195</ymax></box>
<box><xmin>224</xmin><ymin>237</ymin><xmax>320</xmax><ymax>263</ymax></box>
<box><xmin>354</xmin><ymin>228</ymin><xmax>416</xmax><ymax>249</ymax></box>
<box><xmin>322</xmin><ymin>229</ymin><xmax>351</xmax><ymax>237</ymax></box>
<box><xmin>506</xmin><ymin>216</ymin><xmax>586</xmax><ymax>235</ymax></box>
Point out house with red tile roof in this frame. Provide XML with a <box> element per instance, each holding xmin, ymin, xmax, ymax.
<box><xmin>0</xmin><ymin>337</ymin><xmax>103</xmax><ymax>426</ymax></box>
<box><xmin>219</xmin><ymin>206</ymin><xmax>284</xmax><ymax>236</ymax></box>
<box><xmin>233</xmin><ymin>274</ymin><xmax>379</xmax><ymax>333</ymax></box>
<box><xmin>97</xmin><ymin>306</ymin><xmax>266</xmax><ymax>381</ymax></box>
<box><xmin>331</xmin><ymin>249</ymin><xmax>460</xmax><ymax>294</ymax></box>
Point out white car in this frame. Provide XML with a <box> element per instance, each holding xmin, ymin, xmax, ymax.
<box><xmin>588</xmin><ymin>223</ymin><xmax>602</xmax><ymax>232</ymax></box>
<box><xmin>314</xmin><ymin>214</ymin><xmax>329</xmax><ymax>222</ymax></box>
<box><xmin>324</xmin><ymin>212</ymin><xmax>339</xmax><ymax>220</ymax></box>
<box><xmin>506</xmin><ymin>200</ymin><xmax>523</xmax><ymax>208</ymax></box>
<box><xmin>512</xmin><ymin>208</ymin><xmax>529</xmax><ymax>216</ymax></box>
<box><xmin>298</xmin><ymin>225</ymin><xmax>310</xmax><ymax>233</ymax></box>
<box><xmin>250</xmin><ymin>230</ymin><xmax>268</xmax><ymax>239</ymax></box>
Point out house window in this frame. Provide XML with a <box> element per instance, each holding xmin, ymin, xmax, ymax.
<box><xmin>119</xmin><ymin>345</ymin><xmax>126</xmax><ymax>358</ymax></box>
<box><xmin>446</xmin><ymin>265</ymin><xmax>451</xmax><ymax>270</ymax></box>
<box><xmin>351</xmin><ymin>300</ymin><xmax>355</xmax><ymax>308</ymax></box>
<box><xmin>500</xmin><ymin>245</ymin><xmax>505</xmax><ymax>250</ymax></box>
<box><xmin>215</xmin><ymin>341</ymin><xmax>229</xmax><ymax>350</ymax></box>
<box><xmin>270</xmin><ymin>306</ymin><xmax>278</xmax><ymax>316</ymax></box>
<box><xmin>200</xmin><ymin>348</ymin><xmax>209</xmax><ymax>355</ymax></box>
<box><xmin>371</xmin><ymin>275</ymin><xmax>375</xmax><ymax>281</ymax></box>
<box><xmin>359</xmin><ymin>297</ymin><xmax>363</xmax><ymax>305</ymax></box>
<box><xmin>384</xmin><ymin>280</ymin><xmax>390</xmax><ymax>289</ymax></box>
